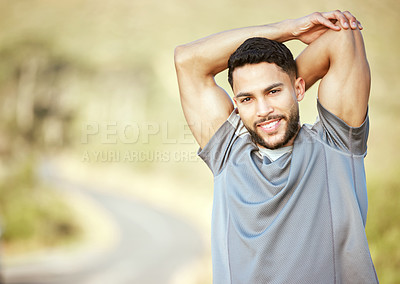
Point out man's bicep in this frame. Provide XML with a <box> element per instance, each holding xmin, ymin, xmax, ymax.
<box><xmin>179</xmin><ymin>77</ymin><xmax>234</xmax><ymax>149</ymax></box>
<box><xmin>318</xmin><ymin>28</ymin><xmax>370</xmax><ymax>127</ymax></box>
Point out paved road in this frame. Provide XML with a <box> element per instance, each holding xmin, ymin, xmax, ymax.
<box><xmin>3</xmin><ymin>164</ymin><xmax>203</xmax><ymax>284</ymax></box>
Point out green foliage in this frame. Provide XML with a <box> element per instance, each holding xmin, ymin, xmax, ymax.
<box><xmin>366</xmin><ymin>171</ymin><xmax>400</xmax><ymax>283</ymax></box>
<box><xmin>0</xmin><ymin>36</ymin><xmax>87</xmax><ymax>157</ymax></box>
<box><xmin>0</xmin><ymin>159</ymin><xmax>81</xmax><ymax>252</ymax></box>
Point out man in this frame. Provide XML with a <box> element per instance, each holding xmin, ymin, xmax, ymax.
<box><xmin>174</xmin><ymin>10</ymin><xmax>378</xmax><ymax>283</ymax></box>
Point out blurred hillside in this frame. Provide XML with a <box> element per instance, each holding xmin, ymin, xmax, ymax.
<box><xmin>0</xmin><ymin>0</ymin><xmax>399</xmax><ymax>283</ymax></box>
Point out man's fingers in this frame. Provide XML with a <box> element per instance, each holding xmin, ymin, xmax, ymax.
<box><xmin>313</xmin><ymin>12</ymin><xmax>340</xmax><ymax>31</ymax></box>
<box><xmin>322</xmin><ymin>10</ymin><xmax>349</xmax><ymax>29</ymax></box>
<box><xmin>322</xmin><ymin>10</ymin><xmax>362</xmax><ymax>30</ymax></box>
<box><xmin>333</xmin><ymin>10</ymin><xmax>351</xmax><ymax>29</ymax></box>
<box><xmin>343</xmin><ymin>11</ymin><xmax>361</xmax><ymax>30</ymax></box>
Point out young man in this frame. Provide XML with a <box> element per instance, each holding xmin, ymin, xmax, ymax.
<box><xmin>174</xmin><ymin>10</ymin><xmax>378</xmax><ymax>283</ymax></box>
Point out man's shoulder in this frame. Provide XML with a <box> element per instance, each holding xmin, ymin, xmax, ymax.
<box><xmin>296</xmin><ymin>102</ymin><xmax>369</xmax><ymax>156</ymax></box>
<box><xmin>198</xmin><ymin>109</ymin><xmax>254</xmax><ymax>175</ymax></box>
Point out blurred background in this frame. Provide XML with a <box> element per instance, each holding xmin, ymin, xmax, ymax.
<box><xmin>0</xmin><ymin>0</ymin><xmax>399</xmax><ymax>283</ymax></box>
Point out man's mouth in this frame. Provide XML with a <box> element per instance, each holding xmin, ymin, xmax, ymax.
<box><xmin>257</xmin><ymin>118</ymin><xmax>282</xmax><ymax>134</ymax></box>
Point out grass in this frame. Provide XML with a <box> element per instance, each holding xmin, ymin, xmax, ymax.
<box><xmin>0</xmin><ymin>158</ymin><xmax>82</xmax><ymax>255</ymax></box>
<box><xmin>366</xmin><ymin>169</ymin><xmax>400</xmax><ymax>283</ymax></box>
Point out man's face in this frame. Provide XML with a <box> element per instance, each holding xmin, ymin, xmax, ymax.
<box><xmin>232</xmin><ymin>62</ymin><xmax>305</xmax><ymax>150</ymax></box>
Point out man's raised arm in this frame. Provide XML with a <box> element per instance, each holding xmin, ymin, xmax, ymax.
<box><xmin>296</xmin><ymin>11</ymin><xmax>369</xmax><ymax>127</ymax></box>
<box><xmin>174</xmin><ymin>11</ymin><xmax>360</xmax><ymax>148</ymax></box>
<box><xmin>174</xmin><ymin>23</ymin><xmax>294</xmax><ymax>149</ymax></box>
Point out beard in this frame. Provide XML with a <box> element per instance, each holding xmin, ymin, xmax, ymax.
<box><xmin>245</xmin><ymin>106</ymin><xmax>300</xmax><ymax>150</ymax></box>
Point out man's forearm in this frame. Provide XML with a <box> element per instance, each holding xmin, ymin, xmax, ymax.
<box><xmin>174</xmin><ymin>10</ymin><xmax>357</xmax><ymax>79</ymax></box>
<box><xmin>174</xmin><ymin>20</ymin><xmax>294</xmax><ymax>77</ymax></box>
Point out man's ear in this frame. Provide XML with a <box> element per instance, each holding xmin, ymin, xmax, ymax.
<box><xmin>295</xmin><ymin>77</ymin><xmax>306</xmax><ymax>102</ymax></box>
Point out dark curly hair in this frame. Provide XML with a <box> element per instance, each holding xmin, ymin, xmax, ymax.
<box><xmin>228</xmin><ymin>37</ymin><xmax>297</xmax><ymax>88</ymax></box>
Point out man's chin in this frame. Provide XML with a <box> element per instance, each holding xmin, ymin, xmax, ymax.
<box><xmin>260</xmin><ymin>141</ymin><xmax>286</xmax><ymax>150</ymax></box>
<box><xmin>245</xmin><ymin>123</ymin><xmax>296</xmax><ymax>150</ymax></box>
<box><xmin>255</xmin><ymin>131</ymin><xmax>286</xmax><ymax>150</ymax></box>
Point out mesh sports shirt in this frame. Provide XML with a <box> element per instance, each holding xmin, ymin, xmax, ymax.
<box><xmin>198</xmin><ymin>100</ymin><xmax>378</xmax><ymax>284</ymax></box>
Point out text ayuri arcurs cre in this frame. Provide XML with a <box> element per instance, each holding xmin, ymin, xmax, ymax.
<box><xmin>81</xmin><ymin>121</ymin><xmax>197</xmax><ymax>144</ymax></box>
<box><xmin>81</xmin><ymin>150</ymin><xmax>199</xmax><ymax>163</ymax></box>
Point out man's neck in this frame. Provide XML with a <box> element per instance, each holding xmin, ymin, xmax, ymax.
<box><xmin>258</xmin><ymin>145</ymin><xmax>293</xmax><ymax>161</ymax></box>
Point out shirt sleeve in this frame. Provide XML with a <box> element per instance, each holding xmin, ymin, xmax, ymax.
<box><xmin>198</xmin><ymin>109</ymin><xmax>241</xmax><ymax>176</ymax></box>
<box><xmin>315</xmin><ymin>99</ymin><xmax>369</xmax><ymax>156</ymax></box>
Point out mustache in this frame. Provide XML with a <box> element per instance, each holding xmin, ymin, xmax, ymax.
<box><xmin>253</xmin><ymin>115</ymin><xmax>286</xmax><ymax>128</ymax></box>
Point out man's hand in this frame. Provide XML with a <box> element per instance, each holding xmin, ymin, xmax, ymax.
<box><xmin>290</xmin><ymin>10</ymin><xmax>362</xmax><ymax>44</ymax></box>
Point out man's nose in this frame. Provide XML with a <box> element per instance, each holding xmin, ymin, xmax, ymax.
<box><xmin>256</xmin><ymin>99</ymin><xmax>273</xmax><ymax>117</ymax></box>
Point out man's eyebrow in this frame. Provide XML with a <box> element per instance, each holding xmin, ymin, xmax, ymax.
<box><xmin>235</xmin><ymin>92</ymin><xmax>252</xmax><ymax>99</ymax></box>
<box><xmin>235</xmin><ymin>82</ymin><xmax>284</xmax><ymax>98</ymax></box>
<box><xmin>263</xmin><ymin>82</ymin><xmax>284</xmax><ymax>93</ymax></box>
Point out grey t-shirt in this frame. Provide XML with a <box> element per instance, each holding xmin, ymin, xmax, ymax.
<box><xmin>199</xmin><ymin>100</ymin><xmax>378</xmax><ymax>284</ymax></box>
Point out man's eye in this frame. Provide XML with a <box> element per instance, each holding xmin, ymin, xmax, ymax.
<box><xmin>270</xmin><ymin>89</ymin><xmax>280</xmax><ymax>95</ymax></box>
<box><xmin>241</xmin><ymin>97</ymin><xmax>251</xmax><ymax>103</ymax></box>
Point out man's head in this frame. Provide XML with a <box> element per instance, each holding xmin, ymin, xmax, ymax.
<box><xmin>228</xmin><ymin>37</ymin><xmax>305</xmax><ymax>150</ymax></box>
<box><xmin>228</xmin><ymin>37</ymin><xmax>297</xmax><ymax>87</ymax></box>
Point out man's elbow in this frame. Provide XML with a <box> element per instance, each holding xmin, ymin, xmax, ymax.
<box><xmin>332</xmin><ymin>28</ymin><xmax>365</xmax><ymax>55</ymax></box>
<box><xmin>174</xmin><ymin>44</ymin><xmax>191</xmax><ymax>72</ymax></box>
<box><xmin>324</xmin><ymin>28</ymin><xmax>368</xmax><ymax>72</ymax></box>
